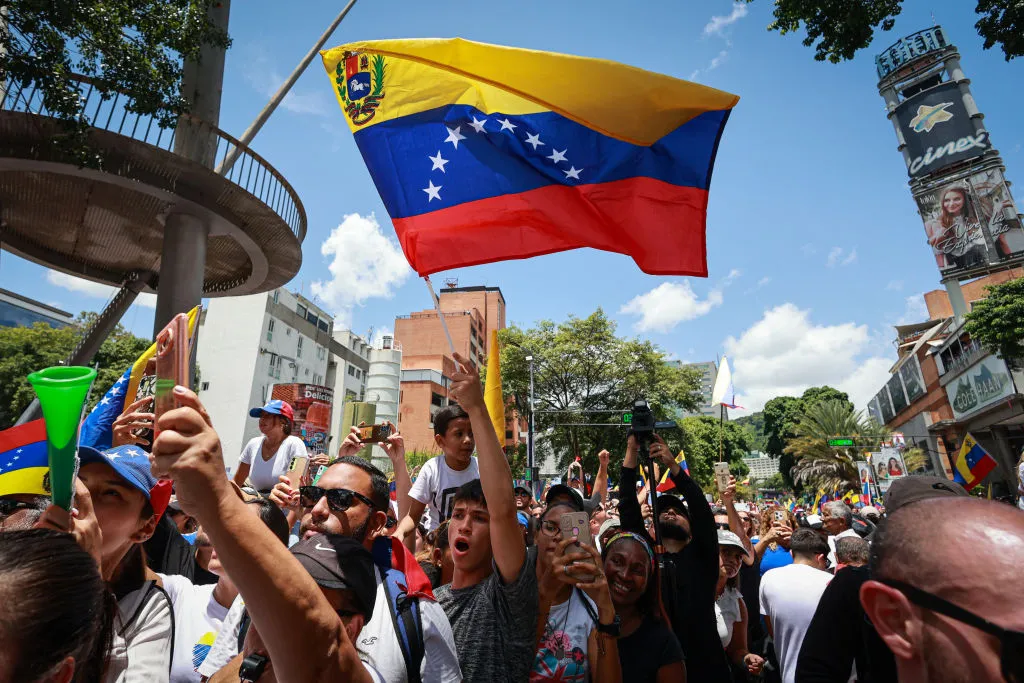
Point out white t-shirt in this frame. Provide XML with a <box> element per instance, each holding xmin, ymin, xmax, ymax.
<box><xmin>827</xmin><ymin>528</ymin><xmax>861</xmax><ymax>569</ymax></box>
<box><xmin>408</xmin><ymin>455</ymin><xmax>480</xmax><ymax>530</ymax></box>
<box><xmin>759</xmin><ymin>563</ymin><xmax>832</xmax><ymax>683</ymax></box>
<box><xmin>159</xmin><ymin>574</ymin><xmax>231</xmax><ymax>683</ymax></box>
<box><xmin>238</xmin><ymin>435</ymin><xmax>308</xmax><ymax>492</ymax></box>
<box><xmin>196</xmin><ymin>597</ymin><xmax>245</xmax><ymax>679</ymax></box>
<box><xmin>531</xmin><ymin>589</ymin><xmax>597</xmax><ymax>681</ymax></box>
<box><xmin>106</xmin><ymin>581</ymin><xmax>174</xmax><ymax>683</ymax></box>
<box><xmin>356</xmin><ymin>567</ymin><xmax>463</xmax><ymax>682</ymax></box>
<box><xmin>715</xmin><ymin>586</ymin><xmax>743</xmax><ymax>647</ymax></box>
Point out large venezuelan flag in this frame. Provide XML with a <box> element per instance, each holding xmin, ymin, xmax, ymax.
<box><xmin>320</xmin><ymin>39</ymin><xmax>739</xmax><ymax>276</ymax></box>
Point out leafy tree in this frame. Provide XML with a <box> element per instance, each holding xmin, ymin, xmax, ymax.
<box><xmin>750</xmin><ymin>0</ymin><xmax>1022</xmax><ymax>63</ymax></box>
<box><xmin>786</xmin><ymin>400</ymin><xmax>887</xmax><ymax>492</ymax></box>
<box><xmin>965</xmin><ymin>277</ymin><xmax>1024</xmax><ymax>370</ymax></box>
<box><xmin>676</xmin><ymin>416</ymin><xmax>750</xmax><ymax>490</ymax></box>
<box><xmin>763</xmin><ymin>387</ymin><xmax>854</xmax><ymax>488</ymax></box>
<box><xmin>497</xmin><ymin>309</ymin><xmax>702</xmax><ymax>479</ymax></box>
<box><xmin>902</xmin><ymin>447</ymin><xmax>928</xmax><ymax>474</ymax></box>
<box><xmin>0</xmin><ymin>315</ymin><xmax>150</xmax><ymax>427</ymax></box>
<box><xmin>4</xmin><ymin>0</ymin><xmax>231</xmax><ymax>164</ymax></box>
<box><xmin>761</xmin><ymin>472</ymin><xmax>786</xmax><ymax>491</ymax></box>
<box><xmin>733</xmin><ymin>412</ymin><xmax>766</xmax><ymax>451</ymax></box>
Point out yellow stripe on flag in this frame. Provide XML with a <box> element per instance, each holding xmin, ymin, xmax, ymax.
<box><xmin>0</xmin><ymin>466</ymin><xmax>49</xmax><ymax>497</ymax></box>
<box><xmin>320</xmin><ymin>38</ymin><xmax>739</xmax><ymax>145</ymax></box>
<box><xmin>124</xmin><ymin>306</ymin><xmax>201</xmax><ymax>404</ymax></box>
<box><xmin>484</xmin><ymin>329</ymin><xmax>504</xmax><ymax>445</ymax></box>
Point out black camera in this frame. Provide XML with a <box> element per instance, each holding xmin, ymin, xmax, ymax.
<box><xmin>629</xmin><ymin>399</ymin><xmax>677</xmax><ymax>441</ymax></box>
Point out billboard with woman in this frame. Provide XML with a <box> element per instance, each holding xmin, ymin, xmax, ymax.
<box><xmin>915</xmin><ymin>168</ymin><xmax>1024</xmax><ymax>278</ymax></box>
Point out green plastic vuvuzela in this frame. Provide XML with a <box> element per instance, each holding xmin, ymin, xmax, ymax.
<box><xmin>27</xmin><ymin>366</ymin><xmax>97</xmax><ymax>511</ymax></box>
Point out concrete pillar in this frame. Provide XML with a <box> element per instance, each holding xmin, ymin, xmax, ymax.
<box><xmin>174</xmin><ymin>0</ymin><xmax>231</xmax><ymax>168</ymax></box>
<box><xmin>945</xmin><ymin>55</ymin><xmax>984</xmax><ymax>127</ymax></box>
<box><xmin>154</xmin><ymin>213</ymin><xmax>209</xmax><ymax>336</ymax></box>
<box><xmin>943</xmin><ymin>278</ymin><xmax>969</xmax><ymax>324</ymax></box>
<box><xmin>881</xmin><ymin>86</ymin><xmax>912</xmax><ymax>168</ymax></box>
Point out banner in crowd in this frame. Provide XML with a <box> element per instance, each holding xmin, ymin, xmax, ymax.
<box><xmin>869</xmin><ymin>447</ymin><xmax>907</xmax><ymax>493</ymax></box>
<box><xmin>914</xmin><ymin>167</ymin><xmax>1024</xmax><ymax>279</ymax></box>
<box><xmin>856</xmin><ymin>461</ymin><xmax>875</xmax><ymax>506</ymax></box>
<box><xmin>271</xmin><ymin>384</ymin><xmax>333</xmax><ymax>454</ymax></box>
<box><xmin>894</xmin><ymin>82</ymin><xmax>989</xmax><ymax>179</ymax></box>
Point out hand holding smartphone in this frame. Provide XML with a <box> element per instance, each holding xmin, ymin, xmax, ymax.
<box><xmin>714</xmin><ymin>462</ymin><xmax>731</xmax><ymax>493</ymax></box>
<box><xmin>154</xmin><ymin>313</ymin><xmax>190</xmax><ymax>438</ymax></box>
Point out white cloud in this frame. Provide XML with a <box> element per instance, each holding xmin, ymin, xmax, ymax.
<box><xmin>371</xmin><ymin>326</ymin><xmax>394</xmax><ymax>347</ymax></box>
<box><xmin>744</xmin><ymin>276</ymin><xmax>772</xmax><ymax>295</ymax></box>
<box><xmin>690</xmin><ymin>49</ymin><xmax>730</xmax><ymax>80</ymax></box>
<box><xmin>724</xmin><ymin>303</ymin><xmax>892</xmax><ymax>415</ymax></box>
<box><xmin>45</xmin><ymin>270</ymin><xmax>156</xmax><ymax>308</ymax></box>
<box><xmin>620</xmin><ymin>281</ymin><xmax>724</xmax><ymax>333</ymax></box>
<box><xmin>704</xmin><ymin>3</ymin><xmax>749</xmax><ymax>36</ymax></box>
<box><xmin>827</xmin><ymin>246</ymin><xmax>858</xmax><ymax>267</ymax></box>
<box><xmin>886</xmin><ymin>280</ymin><xmax>904</xmax><ymax>291</ymax></box>
<box><xmin>243</xmin><ymin>55</ymin><xmax>333</xmax><ymax>117</ymax></box>
<box><xmin>896</xmin><ymin>294</ymin><xmax>929</xmax><ymax>325</ymax></box>
<box><xmin>310</xmin><ymin>213</ymin><xmax>413</xmax><ymax>328</ymax></box>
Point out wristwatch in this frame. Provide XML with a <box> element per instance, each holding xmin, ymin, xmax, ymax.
<box><xmin>596</xmin><ymin>614</ymin><xmax>621</xmax><ymax>637</ymax></box>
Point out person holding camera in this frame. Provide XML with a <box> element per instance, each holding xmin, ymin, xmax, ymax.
<box><xmin>619</xmin><ymin>432</ymin><xmax>732</xmax><ymax>683</ymax></box>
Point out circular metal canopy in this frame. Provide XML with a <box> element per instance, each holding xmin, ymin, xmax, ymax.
<box><xmin>0</xmin><ymin>78</ymin><xmax>305</xmax><ymax>296</ymax></box>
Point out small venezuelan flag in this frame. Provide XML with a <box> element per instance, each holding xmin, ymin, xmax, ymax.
<box><xmin>656</xmin><ymin>451</ymin><xmax>689</xmax><ymax>492</ymax></box>
<box><xmin>321</xmin><ymin>39</ymin><xmax>739</xmax><ymax>276</ymax></box>
<box><xmin>0</xmin><ymin>419</ymin><xmax>49</xmax><ymax>497</ymax></box>
<box><xmin>952</xmin><ymin>433</ymin><xmax>997</xmax><ymax>491</ymax></box>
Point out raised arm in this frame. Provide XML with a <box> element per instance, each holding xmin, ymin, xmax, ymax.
<box><xmin>652</xmin><ymin>436</ymin><xmax>716</xmax><ymax>557</ymax></box>
<box><xmin>381</xmin><ymin>422</ymin><xmax>413</xmax><ymax>521</ymax></box>
<box><xmin>449</xmin><ymin>352</ymin><xmax>525</xmax><ymax>583</ymax></box>
<box><xmin>618</xmin><ymin>436</ymin><xmax>644</xmax><ymax>535</ymax></box>
<box><xmin>152</xmin><ymin>388</ymin><xmax>369</xmax><ymax>683</ymax></box>
<box><xmin>721</xmin><ymin>476</ymin><xmax>754</xmax><ymax>563</ymax></box>
<box><xmin>592</xmin><ymin>449</ymin><xmax>610</xmax><ymax>506</ymax></box>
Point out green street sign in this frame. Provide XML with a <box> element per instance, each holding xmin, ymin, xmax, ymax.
<box><xmin>828</xmin><ymin>438</ymin><xmax>855</xmax><ymax>447</ymax></box>
<box><xmin>622</xmin><ymin>412</ymin><xmax>633</xmax><ymax>425</ymax></box>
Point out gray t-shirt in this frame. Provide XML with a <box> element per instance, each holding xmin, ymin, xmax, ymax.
<box><xmin>435</xmin><ymin>547</ymin><xmax>538</xmax><ymax>683</ymax></box>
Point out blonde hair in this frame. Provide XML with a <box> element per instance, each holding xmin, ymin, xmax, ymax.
<box><xmin>759</xmin><ymin>506</ymin><xmax>796</xmax><ymax>551</ymax></box>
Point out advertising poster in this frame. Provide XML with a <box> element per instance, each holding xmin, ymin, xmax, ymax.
<box><xmin>271</xmin><ymin>383</ymin><xmax>334</xmax><ymax>454</ymax></box>
<box><xmin>870</xmin><ymin>448</ymin><xmax>907</xmax><ymax>494</ymax></box>
<box><xmin>856</xmin><ymin>461</ymin><xmax>875</xmax><ymax>506</ymax></box>
<box><xmin>915</xmin><ymin>168</ymin><xmax>1024</xmax><ymax>278</ymax></box>
<box><xmin>946</xmin><ymin>354</ymin><xmax>1015</xmax><ymax>420</ymax></box>
<box><xmin>895</xmin><ymin>82</ymin><xmax>989</xmax><ymax>178</ymax></box>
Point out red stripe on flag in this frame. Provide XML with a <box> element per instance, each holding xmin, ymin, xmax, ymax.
<box><xmin>393</xmin><ymin>178</ymin><xmax>710</xmax><ymax>277</ymax></box>
<box><xmin>0</xmin><ymin>419</ymin><xmax>46</xmax><ymax>453</ymax></box>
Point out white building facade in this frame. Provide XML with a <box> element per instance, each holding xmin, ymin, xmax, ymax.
<box><xmin>328</xmin><ymin>329</ymin><xmax>371</xmax><ymax>443</ymax></box>
<box><xmin>742</xmin><ymin>452</ymin><xmax>779</xmax><ymax>481</ymax></box>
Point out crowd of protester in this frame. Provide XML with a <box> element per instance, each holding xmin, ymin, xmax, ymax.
<box><xmin>2</xmin><ymin>351</ymin><xmax>1023</xmax><ymax>683</ymax></box>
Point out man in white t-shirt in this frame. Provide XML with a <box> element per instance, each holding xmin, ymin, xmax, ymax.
<box><xmin>396</xmin><ymin>404</ymin><xmax>479</xmax><ymax>541</ymax></box>
<box><xmin>759</xmin><ymin>528</ymin><xmax>832</xmax><ymax>683</ymax></box>
<box><xmin>821</xmin><ymin>500</ymin><xmax>860</xmax><ymax>569</ymax></box>
<box><xmin>293</xmin><ymin>451</ymin><xmax>462</xmax><ymax>682</ymax></box>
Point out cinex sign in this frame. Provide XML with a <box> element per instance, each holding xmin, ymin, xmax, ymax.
<box><xmin>895</xmin><ymin>82</ymin><xmax>989</xmax><ymax>179</ymax></box>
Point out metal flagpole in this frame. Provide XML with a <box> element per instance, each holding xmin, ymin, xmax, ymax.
<box><xmin>216</xmin><ymin>0</ymin><xmax>360</xmax><ymax>176</ymax></box>
<box><xmin>423</xmin><ymin>276</ymin><xmax>457</xmax><ymax>356</ymax></box>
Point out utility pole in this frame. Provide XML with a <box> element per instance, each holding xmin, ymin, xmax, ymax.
<box><xmin>527</xmin><ymin>355</ymin><xmax>536</xmax><ymax>496</ymax></box>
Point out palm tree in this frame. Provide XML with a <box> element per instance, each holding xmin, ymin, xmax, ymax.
<box><xmin>902</xmin><ymin>447</ymin><xmax>928</xmax><ymax>474</ymax></box>
<box><xmin>786</xmin><ymin>400</ymin><xmax>887</xmax><ymax>493</ymax></box>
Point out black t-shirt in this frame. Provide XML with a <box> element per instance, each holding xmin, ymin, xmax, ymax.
<box><xmin>617</xmin><ymin>615</ymin><xmax>685</xmax><ymax>683</ymax></box>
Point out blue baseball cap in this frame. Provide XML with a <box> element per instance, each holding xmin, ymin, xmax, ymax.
<box><xmin>249</xmin><ymin>399</ymin><xmax>294</xmax><ymax>422</ymax></box>
<box><xmin>516</xmin><ymin>511</ymin><xmax>530</xmax><ymax>527</ymax></box>
<box><xmin>78</xmin><ymin>444</ymin><xmax>171</xmax><ymax>517</ymax></box>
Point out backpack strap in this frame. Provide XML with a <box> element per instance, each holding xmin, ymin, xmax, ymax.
<box><xmin>379</xmin><ymin>566</ymin><xmax>424</xmax><ymax>683</ymax></box>
<box><xmin>575</xmin><ymin>587</ymin><xmax>599</xmax><ymax>626</ymax></box>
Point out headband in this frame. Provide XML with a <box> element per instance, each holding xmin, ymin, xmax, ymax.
<box><xmin>605</xmin><ymin>531</ymin><xmax>655</xmax><ymax>569</ymax></box>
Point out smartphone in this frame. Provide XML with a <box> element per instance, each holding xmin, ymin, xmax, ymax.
<box><xmin>357</xmin><ymin>423</ymin><xmax>392</xmax><ymax>443</ymax></box>
<box><xmin>559</xmin><ymin>511</ymin><xmax>592</xmax><ymax>548</ymax></box>
<box><xmin>774</xmin><ymin>509</ymin><xmax>787</xmax><ymax>524</ymax></box>
<box><xmin>287</xmin><ymin>455</ymin><xmax>309</xmax><ymax>482</ymax></box>
<box><xmin>154</xmin><ymin>313</ymin><xmax>190</xmax><ymax>435</ymax></box>
<box><xmin>714</xmin><ymin>462</ymin><xmax>731</xmax><ymax>493</ymax></box>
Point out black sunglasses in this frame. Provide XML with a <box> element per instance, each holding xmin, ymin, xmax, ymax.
<box><xmin>715</xmin><ymin>522</ymin><xmax>731</xmax><ymax>530</ymax></box>
<box><xmin>299</xmin><ymin>486</ymin><xmax>377</xmax><ymax>512</ymax></box>
<box><xmin>882</xmin><ymin>579</ymin><xmax>1024</xmax><ymax>683</ymax></box>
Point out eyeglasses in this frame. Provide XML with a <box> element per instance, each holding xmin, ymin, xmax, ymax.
<box><xmin>539</xmin><ymin>520</ymin><xmax>562</xmax><ymax>538</ymax></box>
<box><xmin>881</xmin><ymin>579</ymin><xmax>1024</xmax><ymax>683</ymax></box>
<box><xmin>715</xmin><ymin>522</ymin><xmax>732</xmax><ymax>530</ymax></box>
<box><xmin>299</xmin><ymin>486</ymin><xmax>377</xmax><ymax>512</ymax></box>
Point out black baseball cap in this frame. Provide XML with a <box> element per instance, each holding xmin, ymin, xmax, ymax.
<box><xmin>883</xmin><ymin>475</ymin><xmax>967</xmax><ymax>513</ymax></box>
<box><xmin>656</xmin><ymin>494</ymin><xmax>689</xmax><ymax>519</ymax></box>
<box><xmin>290</xmin><ymin>534</ymin><xmax>376</xmax><ymax>620</ymax></box>
<box><xmin>545</xmin><ymin>484</ymin><xmax>585</xmax><ymax>512</ymax></box>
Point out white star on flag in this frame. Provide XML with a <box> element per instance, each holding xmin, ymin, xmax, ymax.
<box><xmin>110</xmin><ymin>387</ymin><xmax>121</xmax><ymax>396</ymax></box>
<box><xmin>15</xmin><ymin>449</ymin><xmax>22</xmax><ymax>454</ymax></box>
<box><xmin>100</xmin><ymin>397</ymin><xmax>111</xmax><ymax>406</ymax></box>
<box><xmin>126</xmin><ymin>448</ymin><xmax>141</xmax><ymax>457</ymax></box>
<box><xmin>563</xmin><ymin>166</ymin><xmax>582</xmax><ymax>180</ymax></box>
<box><xmin>444</xmin><ymin>126</ymin><xmax>466</xmax><ymax>149</ymax></box>
<box><xmin>13</xmin><ymin>455</ymin><xmax>19</xmax><ymax>461</ymax></box>
<box><xmin>498</xmin><ymin>118</ymin><xmax>517</xmax><ymax>132</ymax></box>
<box><xmin>116</xmin><ymin>376</ymin><xmax>126</xmax><ymax>385</ymax></box>
<box><xmin>548</xmin><ymin>149</ymin><xmax>568</xmax><ymax>164</ymax></box>
<box><xmin>429</xmin><ymin>151</ymin><xmax>449</xmax><ymax>173</ymax></box>
<box><xmin>423</xmin><ymin>180</ymin><xmax>442</xmax><ymax>202</ymax></box>
<box><xmin>524</xmin><ymin>132</ymin><xmax>544</xmax><ymax>150</ymax></box>
<box><xmin>469</xmin><ymin>117</ymin><xmax>487</xmax><ymax>133</ymax></box>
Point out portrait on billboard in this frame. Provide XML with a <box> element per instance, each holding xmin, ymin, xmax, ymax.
<box><xmin>895</xmin><ymin>82</ymin><xmax>989</xmax><ymax>178</ymax></box>
<box><xmin>916</xmin><ymin>168</ymin><xmax>1024</xmax><ymax>276</ymax></box>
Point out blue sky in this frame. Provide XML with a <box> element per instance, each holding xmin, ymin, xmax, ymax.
<box><xmin>3</xmin><ymin>0</ymin><xmax>1022</xmax><ymax>414</ymax></box>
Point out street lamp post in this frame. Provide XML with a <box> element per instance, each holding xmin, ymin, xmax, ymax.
<box><xmin>526</xmin><ymin>355</ymin><xmax>536</xmax><ymax>495</ymax></box>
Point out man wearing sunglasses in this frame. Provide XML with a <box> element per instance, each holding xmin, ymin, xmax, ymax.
<box><xmin>295</xmin><ymin>454</ymin><xmax>463</xmax><ymax>683</ymax></box>
<box><xmin>860</xmin><ymin>496</ymin><xmax>1024</xmax><ymax>683</ymax></box>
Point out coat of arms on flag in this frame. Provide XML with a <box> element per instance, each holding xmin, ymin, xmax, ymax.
<box><xmin>336</xmin><ymin>53</ymin><xmax>386</xmax><ymax>126</ymax></box>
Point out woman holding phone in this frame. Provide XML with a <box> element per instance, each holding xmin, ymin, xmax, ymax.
<box><xmin>532</xmin><ymin>501</ymin><xmax>622</xmax><ymax>682</ymax></box>
<box><xmin>753</xmin><ymin>507</ymin><xmax>795</xmax><ymax>576</ymax></box>
<box><xmin>232</xmin><ymin>400</ymin><xmax>308</xmax><ymax>494</ymax></box>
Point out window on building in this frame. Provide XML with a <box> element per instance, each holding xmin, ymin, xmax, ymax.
<box><xmin>266</xmin><ymin>319</ymin><xmax>275</xmax><ymax>341</ymax></box>
<box><xmin>354</xmin><ymin>368</ymin><xmax>361</xmax><ymax>380</ymax></box>
<box><xmin>304</xmin><ymin>368</ymin><xmax>309</xmax><ymax>376</ymax></box>
<box><xmin>505</xmin><ymin>430</ymin><xmax>513</xmax><ymax>440</ymax></box>
<box><xmin>318</xmin><ymin>319</ymin><xmax>329</xmax><ymax>333</ymax></box>
<box><xmin>262</xmin><ymin>385</ymin><xmax>268</xmax><ymax>402</ymax></box>
<box><xmin>297</xmin><ymin>336</ymin><xmax>303</xmax><ymax>358</ymax></box>
<box><xmin>201</xmin><ymin>381</ymin><xmax>210</xmax><ymax>391</ymax></box>
<box><xmin>286</xmin><ymin>327</ymin><xmax>291</xmax><ymax>336</ymax></box>
<box><xmin>431</xmin><ymin>392</ymin><xmax>445</xmax><ymax>407</ymax></box>
<box><xmin>306</xmin><ymin>310</ymin><xmax>318</xmax><ymax>326</ymax></box>
<box><xmin>274</xmin><ymin>356</ymin><xmax>282</xmax><ymax>379</ymax></box>
<box><xmin>348</xmin><ymin>365</ymin><xmax>355</xmax><ymax>377</ymax></box>
<box><xmin>268</xmin><ymin>353</ymin><xmax>277</xmax><ymax>376</ymax></box>
<box><xmin>297</xmin><ymin>303</ymin><xmax>307</xmax><ymax>319</ymax></box>
<box><xmin>272</xmin><ymin>290</ymin><xmax>279</xmax><ymax>304</ymax></box>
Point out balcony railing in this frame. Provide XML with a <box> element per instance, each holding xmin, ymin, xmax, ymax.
<box><xmin>939</xmin><ymin>338</ymin><xmax>986</xmax><ymax>379</ymax></box>
<box><xmin>1</xmin><ymin>74</ymin><xmax>306</xmax><ymax>243</ymax></box>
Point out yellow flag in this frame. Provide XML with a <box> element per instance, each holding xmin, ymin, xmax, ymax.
<box><xmin>484</xmin><ymin>329</ymin><xmax>504</xmax><ymax>444</ymax></box>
